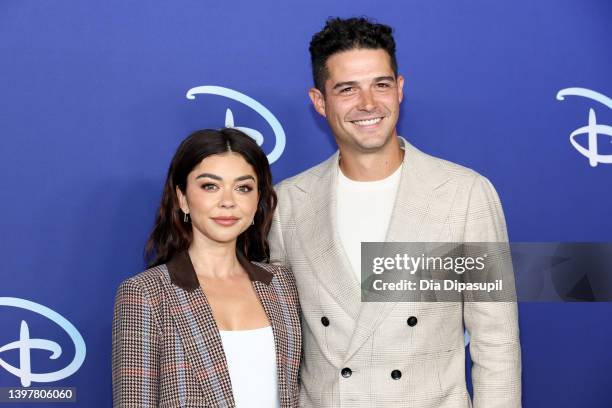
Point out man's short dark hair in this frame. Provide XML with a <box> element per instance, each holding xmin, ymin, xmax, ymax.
<box><xmin>309</xmin><ymin>17</ymin><xmax>398</xmax><ymax>92</ymax></box>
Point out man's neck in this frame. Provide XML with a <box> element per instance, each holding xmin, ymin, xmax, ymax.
<box><xmin>338</xmin><ymin>137</ymin><xmax>404</xmax><ymax>181</ymax></box>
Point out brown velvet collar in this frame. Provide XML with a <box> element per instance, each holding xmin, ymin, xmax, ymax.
<box><xmin>166</xmin><ymin>250</ymin><xmax>273</xmax><ymax>291</ymax></box>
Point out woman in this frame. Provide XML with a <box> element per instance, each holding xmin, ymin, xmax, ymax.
<box><xmin>112</xmin><ymin>128</ymin><xmax>301</xmax><ymax>407</ymax></box>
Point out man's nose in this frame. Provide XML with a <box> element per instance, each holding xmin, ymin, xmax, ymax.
<box><xmin>357</xmin><ymin>89</ymin><xmax>376</xmax><ymax>111</ymax></box>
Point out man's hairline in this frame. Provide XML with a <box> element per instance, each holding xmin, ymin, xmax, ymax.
<box><xmin>314</xmin><ymin>46</ymin><xmax>398</xmax><ymax>98</ymax></box>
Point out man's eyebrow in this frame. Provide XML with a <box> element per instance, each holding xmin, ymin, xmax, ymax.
<box><xmin>332</xmin><ymin>81</ymin><xmax>359</xmax><ymax>90</ymax></box>
<box><xmin>195</xmin><ymin>173</ymin><xmax>255</xmax><ymax>182</ymax></box>
<box><xmin>374</xmin><ymin>76</ymin><xmax>396</xmax><ymax>82</ymax></box>
<box><xmin>332</xmin><ymin>76</ymin><xmax>396</xmax><ymax>90</ymax></box>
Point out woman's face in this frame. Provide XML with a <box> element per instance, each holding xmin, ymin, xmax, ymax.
<box><xmin>177</xmin><ymin>152</ymin><xmax>259</xmax><ymax>247</ymax></box>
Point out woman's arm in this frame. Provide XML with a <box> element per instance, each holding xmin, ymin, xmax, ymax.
<box><xmin>112</xmin><ymin>279</ymin><xmax>161</xmax><ymax>407</ymax></box>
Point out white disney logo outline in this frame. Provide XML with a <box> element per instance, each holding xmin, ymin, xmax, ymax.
<box><xmin>186</xmin><ymin>86</ymin><xmax>286</xmax><ymax>164</ymax></box>
<box><xmin>0</xmin><ymin>297</ymin><xmax>86</xmax><ymax>387</ymax></box>
<box><xmin>556</xmin><ymin>87</ymin><xmax>612</xmax><ymax>167</ymax></box>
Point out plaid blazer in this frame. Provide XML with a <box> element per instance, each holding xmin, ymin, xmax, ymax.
<box><xmin>269</xmin><ymin>138</ymin><xmax>521</xmax><ymax>407</ymax></box>
<box><xmin>112</xmin><ymin>251</ymin><xmax>301</xmax><ymax>407</ymax></box>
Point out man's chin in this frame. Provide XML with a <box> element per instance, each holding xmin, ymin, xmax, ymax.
<box><xmin>352</xmin><ymin>134</ymin><xmax>394</xmax><ymax>152</ymax></box>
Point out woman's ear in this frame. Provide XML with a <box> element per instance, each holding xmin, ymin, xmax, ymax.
<box><xmin>176</xmin><ymin>186</ymin><xmax>189</xmax><ymax>214</ymax></box>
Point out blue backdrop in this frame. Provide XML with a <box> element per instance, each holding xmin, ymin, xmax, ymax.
<box><xmin>1</xmin><ymin>1</ymin><xmax>611</xmax><ymax>407</ymax></box>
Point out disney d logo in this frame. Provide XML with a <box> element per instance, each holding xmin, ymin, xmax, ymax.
<box><xmin>0</xmin><ymin>297</ymin><xmax>86</xmax><ymax>387</ymax></box>
<box><xmin>556</xmin><ymin>87</ymin><xmax>612</xmax><ymax>167</ymax></box>
<box><xmin>186</xmin><ymin>86</ymin><xmax>286</xmax><ymax>164</ymax></box>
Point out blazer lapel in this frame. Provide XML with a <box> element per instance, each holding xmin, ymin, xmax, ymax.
<box><xmin>163</xmin><ymin>271</ymin><xmax>235</xmax><ymax>408</ymax></box>
<box><xmin>385</xmin><ymin>139</ymin><xmax>454</xmax><ymax>243</ymax></box>
<box><xmin>345</xmin><ymin>138</ymin><xmax>455</xmax><ymax>360</ymax></box>
<box><xmin>294</xmin><ymin>153</ymin><xmax>361</xmax><ymax>320</ymax></box>
<box><xmin>165</xmin><ymin>253</ymin><xmax>292</xmax><ymax>407</ymax></box>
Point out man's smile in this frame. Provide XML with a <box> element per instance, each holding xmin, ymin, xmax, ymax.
<box><xmin>349</xmin><ymin>117</ymin><xmax>385</xmax><ymax>127</ymax></box>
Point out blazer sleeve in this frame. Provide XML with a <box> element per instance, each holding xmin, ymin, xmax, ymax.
<box><xmin>462</xmin><ymin>176</ymin><xmax>522</xmax><ymax>408</ymax></box>
<box><xmin>112</xmin><ymin>278</ymin><xmax>160</xmax><ymax>408</ymax></box>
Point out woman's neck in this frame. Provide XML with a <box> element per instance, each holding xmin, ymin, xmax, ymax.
<box><xmin>188</xmin><ymin>238</ymin><xmax>242</xmax><ymax>279</ymax></box>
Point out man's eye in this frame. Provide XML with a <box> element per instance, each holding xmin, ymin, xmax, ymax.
<box><xmin>201</xmin><ymin>183</ymin><xmax>218</xmax><ymax>191</ymax></box>
<box><xmin>236</xmin><ymin>185</ymin><xmax>253</xmax><ymax>193</ymax></box>
<box><xmin>377</xmin><ymin>82</ymin><xmax>391</xmax><ymax>88</ymax></box>
<box><xmin>340</xmin><ymin>87</ymin><xmax>354</xmax><ymax>93</ymax></box>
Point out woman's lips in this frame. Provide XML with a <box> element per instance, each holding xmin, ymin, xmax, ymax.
<box><xmin>211</xmin><ymin>217</ymin><xmax>240</xmax><ymax>226</ymax></box>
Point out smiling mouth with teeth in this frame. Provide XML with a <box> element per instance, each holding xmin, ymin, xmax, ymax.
<box><xmin>351</xmin><ymin>117</ymin><xmax>383</xmax><ymax>126</ymax></box>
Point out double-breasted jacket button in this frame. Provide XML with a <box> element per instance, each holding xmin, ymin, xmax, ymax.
<box><xmin>341</xmin><ymin>367</ymin><xmax>352</xmax><ymax>378</ymax></box>
<box><xmin>391</xmin><ymin>369</ymin><xmax>402</xmax><ymax>380</ymax></box>
<box><xmin>321</xmin><ymin>316</ymin><xmax>330</xmax><ymax>327</ymax></box>
<box><xmin>407</xmin><ymin>316</ymin><xmax>418</xmax><ymax>327</ymax></box>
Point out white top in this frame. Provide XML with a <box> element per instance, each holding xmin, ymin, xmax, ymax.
<box><xmin>219</xmin><ymin>326</ymin><xmax>280</xmax><ymax>408</ymax></box>
<box><xmin>336</xmin><ymin>165</ymin><xmax>402</xmax><ymax>282</ymax></box>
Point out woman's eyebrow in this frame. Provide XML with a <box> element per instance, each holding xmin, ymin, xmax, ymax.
<box><xmin>234</xmin><ymin>175</ymin><xmax>256</xmax><ymax>182</ymax></box>
<box><xmin>195</xmin><ymin>173</ymin><xmax>222</xmax><ymax>180</ymax></box>
<box><xmin>195</xmin><ymin>173</ymin><xmax>255</xmax><ymax>182</ymax></box>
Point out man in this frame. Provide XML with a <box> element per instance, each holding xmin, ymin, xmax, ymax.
<box><xmin>269</xmin><ymin>17</ymin><xmax>521</xmax><ymax>407</ymax></box>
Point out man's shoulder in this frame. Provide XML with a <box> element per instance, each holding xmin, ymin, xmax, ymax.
<box><xmin>273</xmin><ymin>139</ymin><xmax>492</xmax><ymax>194</ymax></box>
<box><xmin>403</xmin><ymin>139</ymin><xmax>485</xmax><ymax>186</ymax></box>
<box><xmin>274</xmin><ymin>153</ymin><xmax>336</xmax><ymax>193</ymax></box>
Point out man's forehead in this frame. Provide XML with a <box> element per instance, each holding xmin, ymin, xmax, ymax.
<box><xmin>325</xmin><ymin>48</ymin><xmax>394</xmax><ymax>81</ymax></box>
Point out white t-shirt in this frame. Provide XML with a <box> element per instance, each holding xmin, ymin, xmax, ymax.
<box><xmin>336</xmin><ymin>165</ymin><xmax>402</xmax><ymax>282</ymax></box>
<box><xmin>219</xmin><ymin>326</ymin><xmax>280</xmax><ymax>407</ymax></box>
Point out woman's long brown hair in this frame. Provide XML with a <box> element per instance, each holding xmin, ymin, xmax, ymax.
<box><xmin>145</xmin><ymin>128</ymin><xmax>277</xmax><ymax>267</ymax></box>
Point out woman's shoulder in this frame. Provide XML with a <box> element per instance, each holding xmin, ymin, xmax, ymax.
<box><xmin>116</xmin><ymin>264</ymin><xmax>172</xmax><ymax>298</ymax></box>
<box><xmin>251</xmin><ymin>262</ymin><xmax>297</xmax><ymax>292</ymax></box>
<box><xmin>251</xmin><ymin>261</ymin><xmax>288</xmax><ymax>272</ymax></box>
<box><xmin>251</xmin><ymin>261</ymin><xmax>291</xmax><ymax>278</ymax></box>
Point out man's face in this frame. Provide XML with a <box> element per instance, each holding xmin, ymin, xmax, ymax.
<box><xmin>309</xmin><ymin>48</ymin><xmax>404</xmax><ymax>153</ymax></box>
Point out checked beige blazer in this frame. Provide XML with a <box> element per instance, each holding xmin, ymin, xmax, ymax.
<box><xmin>269</xmin><ymin>138</ymin><xmax>521</xmax><ymax>408</ymax></box>
<box><xmin>112</xmin><ymin>251</ymin><xmax>301</xmax><ymax>407</ymax></box>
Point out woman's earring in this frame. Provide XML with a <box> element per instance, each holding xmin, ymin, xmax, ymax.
<box><xmin>251</xmin><ymin>219</ymin><xmax>255</xmax><ymax>226</ymax></box>
<box><xmin>183</xmin><ymin>212</ymin><xmax>189</xmax><ymax>223</ymax></box>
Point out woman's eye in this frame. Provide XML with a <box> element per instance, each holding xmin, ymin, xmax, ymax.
<box><xmin>236</xmin><ymin>185</ymin><xmax>253</xmax><ymax>193</ymax></box>
<box><xmin>201</xmin><ymin>183</ymin><xmax>218</xmax><ymax>191</ymax></box>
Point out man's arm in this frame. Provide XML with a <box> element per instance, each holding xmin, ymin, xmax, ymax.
<box><xmin>463</xmin><ymin>176</ymin><xmax>522</xmax><ymax>408</ymax></box>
